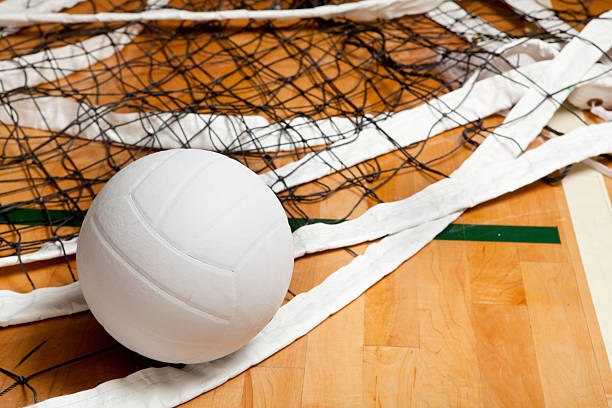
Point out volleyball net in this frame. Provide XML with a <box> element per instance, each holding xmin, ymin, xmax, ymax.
<box><xmin>0</xmin><ymin>0</ymin><xmax>611</xmax><ymax>406</ymax></box>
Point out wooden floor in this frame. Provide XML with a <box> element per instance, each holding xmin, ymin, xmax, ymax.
<box><xmin>2</xmin><ymin>121</ymin><xmax>612</xmax><ymax>407</ymax></box>
<box><xmin>1</xmin><ymin>1</ymin><xmax>612</xmax><ymax>405</ymax></box>
<box><xmin>181</xmin><ymin>137</ymin><xmax>612</xmax><ymax>407</ymax></box>
<box><xmin>186</xmin><ymin>155</ymin><xmax>612</xmax><ymax>407</ymax></box>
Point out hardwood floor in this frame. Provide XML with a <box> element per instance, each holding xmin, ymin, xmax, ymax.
<box><xmin>1</xmin><ymin>0</ymin><xmax>612</xmax><ymax>404</ymax></box>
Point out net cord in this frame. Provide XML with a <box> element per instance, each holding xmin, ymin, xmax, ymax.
<box><xmin>0</xmin><ymin>95</ymin><xmax>373</xmax><ymax>152</ymax></box>
<box><xmin>1</xmin><ymin>4</ymin><xmax>609</xmax><ymax>243</ymax></box>
<box><xmin>0</xmin><ymin>3</ymin><xmax>612</xmax><ymax>264</ymax></box>
<box><xmin>291</xmin><ymin>9</ymin><xmax>612</xmax><ymax>255</ymax></box>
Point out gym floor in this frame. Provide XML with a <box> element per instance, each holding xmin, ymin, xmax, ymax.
<box><xmin>2</xmin><ymin>113</ymin><xmax>612</xmax><ymax>407</ymax></box>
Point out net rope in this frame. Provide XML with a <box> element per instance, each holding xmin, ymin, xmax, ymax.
<box><xmin>0</xmin><ymin>0</ymin><xmax>611</xmax><ymax>405</ymax></box>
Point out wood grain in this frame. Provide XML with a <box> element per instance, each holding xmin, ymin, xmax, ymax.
<box><xmin>522</xmin><ymin>261</ymin><xmax>607</xmax><ymax>407</ymax></box>
<box><xmin>182</xmin><ymin>373</ymin><xmax>245</xmax><ymax>407</ymax></box>
<box><xmin>363</xmin><ymin>346</ymin><xmax>418</xmax><ymax>407</ymax></box>
<box><xmin>467</xmin><ymin>242</ymin><xmax>525</xmax><ymax>305</ymax></box>
<box><xmin>364</xmin><ymin>262</ymin><xmax>419</xmax><ymax>347</ymax></box>
<box><xmin>561</xmin><ymin>179</ymin><xmax>612</xmax><ymax>406</ymax></box>
<box><xmin>471</xmin><ymin>304</ymin><xmax>545</xmax><ymax>407</ymax></box>
<box><xmin>414</xmin><ymin>241</ymin><xmax>482</xmax><ymax>407</ymax></box>
<box><xmin>1</xmin><ymin>1</ymin><xmax>612</xmax><ymax>406</ymax></box>
<box><xmin>509</xmin><ymin>184</ymin><xmax>568</xmax><ymax>263</ymax></box>
<box><xmin>258</xmin><ymin>254</ymin><xmax>315</xmax><ymax>369</ymax></box>
<box><xmin>301</xmin><ymin>248</ymin><xmax>365</xmax><ymax>408</ymax></box>
<box><xmin>2</xmin><ymin>129</ymin><xmax>611</xmax><ymax>408</ymax></box>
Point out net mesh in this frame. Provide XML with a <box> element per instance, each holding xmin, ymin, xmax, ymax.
<box><xmin>0</xmin><ymin>0</ymin><xmax>608</xmax><ymax>404</ymax></box>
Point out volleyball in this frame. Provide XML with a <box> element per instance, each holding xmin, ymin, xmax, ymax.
<box><xmin>76</xmin><ymin>149</ymin><xmax>294</xmax><ymax>364</ymax></box>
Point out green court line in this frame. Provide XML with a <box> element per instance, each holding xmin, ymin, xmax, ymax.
<box><xmin>288</xmin><ymin>217</ymin><xmax>338</xmax><ymax>232</ymax></box>
<box><xmin>434</xmin><ymin>223</ymin><xmax>560</xmax><ymax>244</ymax></box>
<box><xmin>0</xmin><ymin>208</ymin><xmax>84</xmax><ymax>227</ymax></box>
<box><xmin>1</xmin><ymin>209</ymin><xmax>560</xmax><ymax>244</ymax></box>
<box><xmin>290</xmin><ymin>218</ymin><xmax>560</xmax><ymax>244</ymax></box>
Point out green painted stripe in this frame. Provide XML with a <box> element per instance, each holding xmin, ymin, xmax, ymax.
<box><xmin>288</xmin><ymin>217</ymin><xmax>338</xmax><ymax>232</ymax></box>
<box><xmin>286</xmin><ymin>219</ymin><xmax>560</xmax><ymax>244</ymax></box>
<box><xmin>1</xmin><ymin>210</ymin><xmax>560</xmax><ymax>244</ymax></box>
<box><xmin>435</xmin><ymin>223</ymin><xmax>560</xmax><ymax>244</ymax></box>
<box><xmin>0</xmin><ymin>208</ymin><xmax>84</xmax><ymax>227</ymax></box>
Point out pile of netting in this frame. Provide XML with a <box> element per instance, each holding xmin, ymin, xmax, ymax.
<box><xmin>0</xmin><ymin>0</ymin><xmax>611</xmax><ymax>406</ymax></box>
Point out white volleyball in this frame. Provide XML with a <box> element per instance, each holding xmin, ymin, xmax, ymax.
<box><xmin>76</xmin><ymin>149</ymin><xmax>294</xmax><ymax>363</ymax></box>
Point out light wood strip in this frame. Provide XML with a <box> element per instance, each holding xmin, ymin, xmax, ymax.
<box><xmin>363</xmin><ymin>345</ymin><xmax>418</xmax><ymax>407</ymax></box>
<box><xmin>522</xmin><ymin>261</ymin><xmax>607</xmax><ymax>407</ymax></box>
<box><xmin>558</xmin><ymin>180</ymin><xmax>612</xmax><ymax>406</ymax></box>
<box><xmin>509</xmin><ymin>183</ymin><xmax>568</xmax><ymax>263</ymax></box>
<box><xmin>467</xmin><ymin>242</ymin><xmax>524</xmax><ymax>305</ymax></box>
<box><xmin>562</xmin><ymin>164</ymin><xmax>612</xmax><ymax>367</ymax></box>
<box><xmin>301</xmin><ymin>248</ymin><xmax>365</xmax><ymax>408</ymax></box>
<box><xmin>249</xmin><ymin>367</ymin><xmax>304</xmax><ymax>408</ymax></box>
<box><xmin>183</xmin><ymin>367</ymin><xmax>304</xmax><ymax>407</ymax></box>
<box><xmin>471</xmin><ymin>303</ymin><xmax>545</xmax><ymax>407</ymax></box>
<box><xmin>181</xmin><ymin>373</ymin><xmax>245</xmax><ymax>407</ymax></box>
<box><xmin>414</xmin><ymin>241</ymin><xmax>482</xmax><ymax>407</ymax></box>
<box><xmin>259</xmin><ymin>254</ymin><xmax>315</xmax><ymax>369</ymax></box>
<box><xmin>364</xmin><ymin>261</ymin><xmax>419</xmax><ymax>347</ymax></box>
